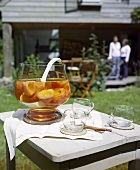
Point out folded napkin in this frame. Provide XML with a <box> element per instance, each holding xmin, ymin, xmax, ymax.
<box><xmin>4</xmin><ymin>105</ymin><xmax>103</xmax><ymax>160</ymax></box>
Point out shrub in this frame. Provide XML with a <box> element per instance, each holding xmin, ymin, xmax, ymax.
<box><xmin>10</xmin><ymin>54</ymin><xmax>41</xmax><ymax>93</ymax></box>
<box><xmin>131</xmin><ymin>7</ymin><xmax>140</xmax><ymax>23</ymax></box>
<box><xmin>82</xmin><ymin>33</ymin><xmax>111</xmax><ymax>92</ymax></box>
<box><xmin>13</xmin><ymin>54</ymin><xmax>41</xmax><ymax>81</ymax></box>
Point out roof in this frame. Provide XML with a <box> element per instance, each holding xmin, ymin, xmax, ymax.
<box><xmin>0</xmin><ymin>0</ymin><xmax>140</xmax><ymax>24</ymax></box>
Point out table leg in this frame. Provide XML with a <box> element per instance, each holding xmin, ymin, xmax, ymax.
<box><xmin>6</xmin><ymin>139</ymin><xmax>15</xmax><ymax>170</ymax></box>
<box><xmin>128</xmin><ymin>160</ymin><xmax>140</xmax><ymax>170</ymax></box>
<box><xmin>128</xmin><ymin>141</ymin><xmax>140</xmax><ymax>170</ymax></box>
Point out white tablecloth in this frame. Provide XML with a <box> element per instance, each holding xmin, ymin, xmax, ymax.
<box><xmin>4</xmin><ymin>105</ymin><xmax>103</xmax><ymax>160</ymax></box>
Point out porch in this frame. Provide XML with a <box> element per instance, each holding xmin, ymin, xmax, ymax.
<box><xmin>0</xmin><ymin>0</ymin><xmax>140</xmax><ymax>77</ymax></box>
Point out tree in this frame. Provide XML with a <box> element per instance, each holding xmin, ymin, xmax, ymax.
<box><xmin>131</xmin><ymin>7</ymin><xmax>140</xmax><ymax>23</ymax></box>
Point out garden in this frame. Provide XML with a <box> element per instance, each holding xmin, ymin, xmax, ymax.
<box><xmin>0</xmin><ymin>21</ymin><xmax>140</xmax><ymax>170</ymax></box>
<box><xmin>0</xmin><ymin>86</ymin><xmax>140</xmax><ymax>169</ymax></box>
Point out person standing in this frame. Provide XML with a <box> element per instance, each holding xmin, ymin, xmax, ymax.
<box><xmin>108</xmin><ymin>35</ymin><xmax>121</xmax><ymax>79</ymax></box>
<box><xmin>120</xmin><ymin>38</ymin><xmax>131</xmax><ymax>78</ymax></box>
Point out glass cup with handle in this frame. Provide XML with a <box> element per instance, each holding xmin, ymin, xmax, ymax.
<box><xmin>110</xmin><ymin>105</ymin><xmax>134</xmax><ymax>127</ymax></box>
<box><xmin>72</xmin><ymin>98</ymin><xmax>94</xmax><ymax>119</ymax></box>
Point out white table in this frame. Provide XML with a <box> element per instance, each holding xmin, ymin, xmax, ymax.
<box><xmin>0</xmin><ymin>105</ymin><xmax>140</xmax><ymax>170</ymax></box>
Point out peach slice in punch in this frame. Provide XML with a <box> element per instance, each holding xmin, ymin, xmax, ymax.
<box><xmin>54</xmin><ymin>88</ymin><xmax>65</xmax><ymax>98</ymax></box>
<box><xmin>24</xmin><ymin>81</ymin><xmax>36</xmax><ymax>96</ymax></box>
<box><xmin>37</xmin><ymin>89</ymin><xmax>54</xmax><ymax>100</ymax></box>
<box><xmin>15</xmin><ymin>80</ymin><xmax>23</xmax><ymax>100</ymax></box>
<box><xmin>20</xmin><ymin>93</ymin><xmax>38</xmax><ymax>103</ymax></box>
<box><xmin>35</xmin><ymin>82</ymin><xmax>45</xmax><ymax>92</ymax></box>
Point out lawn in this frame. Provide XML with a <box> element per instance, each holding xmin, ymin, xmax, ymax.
<box><xmin>0</xmin><ymin>86</ymin><xmax>140</xmax><ymax>170</ymax></box>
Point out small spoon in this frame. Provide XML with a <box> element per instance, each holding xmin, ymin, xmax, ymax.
<box><xmin>84</xmin><ymin>125</ymin><xmax>112</xmax><ymax>132</ymax></box>
<box><xmin>82</xmin><ymin>122</ymin><xmax>112</xmax><ymax>132</ymax></box>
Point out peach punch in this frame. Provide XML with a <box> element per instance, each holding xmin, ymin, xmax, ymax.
<box><xmin>15</xmin><ymin>78</ymin><xmax>71</xmax><ymax>108</ymax></box>
<box><xmin>14</xmin><ymin>62</ymin><xmax>71</xmax><ymax>124</ymax></box>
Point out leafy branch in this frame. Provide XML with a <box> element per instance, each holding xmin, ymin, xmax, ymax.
<box><xmin>82</xmin><ymin>33</ymin><xmax>111</xmax><ymax>91</ymax></box>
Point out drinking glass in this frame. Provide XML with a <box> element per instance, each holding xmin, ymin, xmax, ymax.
<box><xmin>63</xmin><ymin>118</ymin><xmax>84</xmax><ymax>133</ymax></box>
<box><xmin>72</xmin><ymin>98</ymin><xmax>94</xmax><ymax>118</ymax></box>
<box><xmin>14</xmin><ymin>63</ymin><xmax>71</xmax><ymax>124</ymax></box>
<box><xmin>110</xmin><ymin>105</ymin><xmax>134</xmax><ymax>127</ymax></box>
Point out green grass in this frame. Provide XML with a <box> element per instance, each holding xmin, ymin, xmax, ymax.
<box><xmin>0</xmin><ymin>86</ymin><xmax>140</xmax><ymax>169</ymax></box>
<box><xmin>68</xmin><ymin>87</ymin><xmax>140</xmax><ymax>124</ymax></box>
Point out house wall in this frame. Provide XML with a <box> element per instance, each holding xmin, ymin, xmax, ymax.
<box><xmin>1</xmin><ymin>0</ymin><xmax>140</xmax><ymax>24</ymax></box>
<box><xmin>1</xmin><ymin>0</ymin><xmax>140</xmax><ymax>77</ymax></box>
<box><xmin>12</xmin><ymin>23</ymin><xmax>140</xmax><ymax>77</ymax></box>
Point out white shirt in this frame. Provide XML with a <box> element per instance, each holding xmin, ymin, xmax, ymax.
<box><xmin>121</xmin><ymin>45</ymin><xmax>131</xmax><ymax>62</ymax></box>
<box><xmin>108</xmin><ymin>42</ymin><xmax>121</xmax><ymax>59</ymax></box>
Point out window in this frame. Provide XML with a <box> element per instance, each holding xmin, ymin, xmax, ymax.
<box><xmin>79</xmin><ymin>0</ymin><xmax>102</xmax><ymax>6</ymax></box>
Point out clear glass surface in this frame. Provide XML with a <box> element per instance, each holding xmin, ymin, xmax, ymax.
<box><xmin>14</xmin><ymin>63</ymin><xmax>71</xmax><ymax>124</ymax></box>
<box><xmin>72</xmin><ymin>98</ymin><xmax>94</xmax><ymax>118</ymax></box>
<box><xmin>110</xmin><ymin>105</ymin><xmax>134</xmax><ymax>127</ymax></box>
<box><xmin>63</xmin><ymin>118</ymin><xmax>84</xmax><ymax>133</ymax></box>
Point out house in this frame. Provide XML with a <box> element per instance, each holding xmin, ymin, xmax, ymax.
<box><xmin>0</xmin><ymin>0</ymin><xmax>140</xmax><ymax>77</ymax></box>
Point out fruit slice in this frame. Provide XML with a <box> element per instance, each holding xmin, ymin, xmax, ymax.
<box><xmin>35</xmin><ymin>82</ymin><xmax>45</xmax><ymax>92</ymax></box>
<box><xmin>30</xmin><ymin>93</ymin><xmax>38</xmax><ymax>102</ymax></box>
<box><xmin>37</xmin><ymin>89</ymin><xmax>54</xmax><ymax>100</ymax></box>
<box><xmin>20</xmin><ymin>93</ymin><xmax>38</xmax><ymax>103</ymax></box>
<box><xmin>15</xmin><ymin>81</ymin><xmax>23</xmax><ymax>100</ymax></box>
<box><xmin>49</xmin><ymin>88</ymin><xmax>66</xmax><ymax>106</ymax></box>
<box><xmin>24</xmin><ymin>81</ymin><xmax>36</xmax><ymax>96</ymax></box>
<box><xmin>50</xmin><ymin>88</ymin><xmax>65</xmax><ymax>106</ymax></box>
<box><xmin>54</xmin><ymin>88</ymin><xmax>65</xmax><ymax>98</ymax></box>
